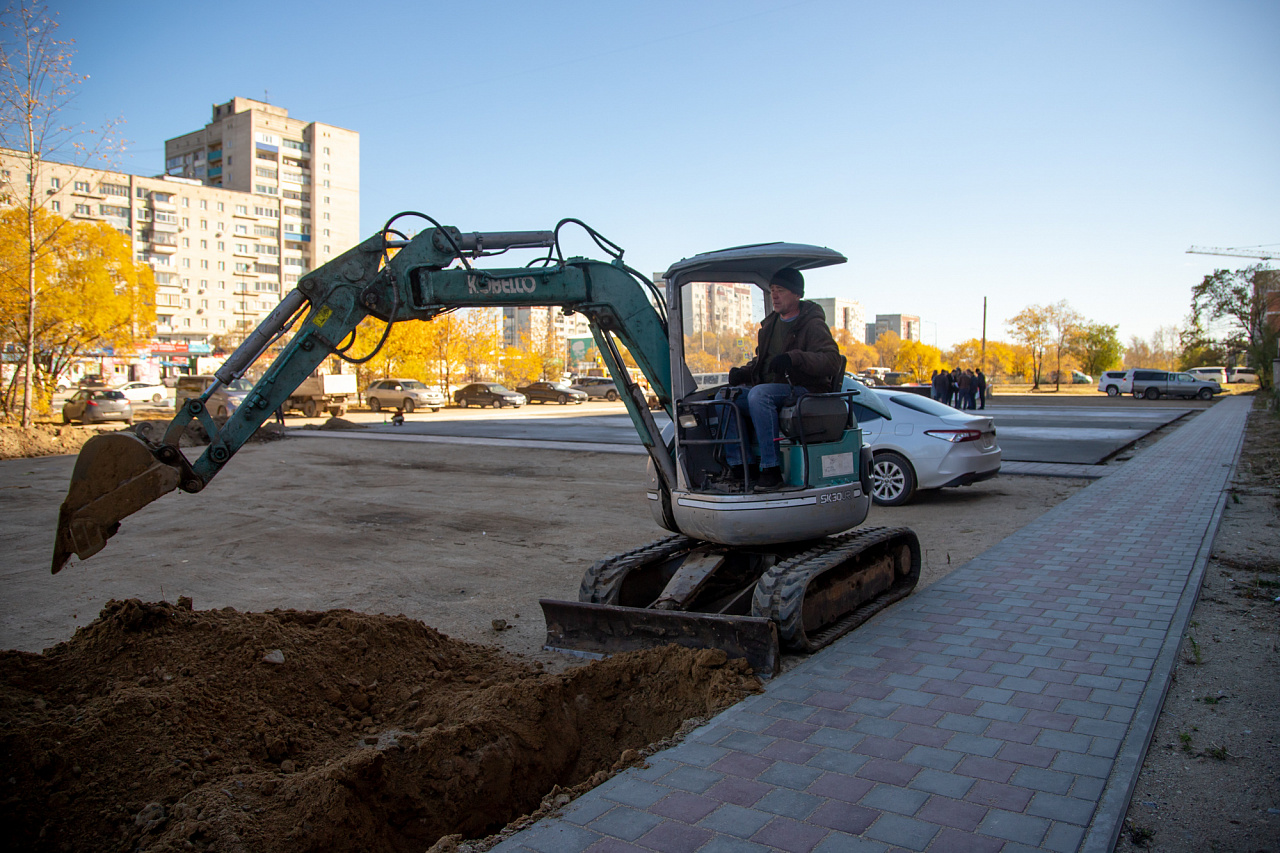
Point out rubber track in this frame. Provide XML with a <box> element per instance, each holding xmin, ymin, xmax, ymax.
<box><xmin>578</xmin><ymin>534</ymin><xmax>697</xmax><ymax>605</ymax></box>
<box><xmin>751</xmin><ymin>526</ymin><xmax>920</xmax><ymax>652</ymax></box>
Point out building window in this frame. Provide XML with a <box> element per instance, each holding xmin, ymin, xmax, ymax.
<box><xmin>218</xmin><ymin>261</ymin><xmax>225</xmax><ymax>271</ymax></box>
<box><xmin>74</xmin><ymin>203</ymin><xmax>91</xmax><ymax>215</ymax></box>
<box><xmin>255</xmin><ymin>167</ymin><xmax>277</xmax><ymax>179</ymax></box>
<box><xmin>217</xmin><ymin>241</ymin><xmax>225</xmax><ymax>251</ymax></box>
<box><xmin>235</xmin><ymin>204</ymin><xmax>247</xmax><ymax>214</ymax></box>
<box><xmin>199</xmin><ymin>199</ymin><xmax>207</xmax><ymax>210</ymax></box>
<box><xmin>182</xmin><ymin>259</ymin><xmax>191</xmax><ymax>268</ymax></box>
<box><xmin>181</xmin><ymin>198</ymin><xmax>189</xmax><ymax>207</ymax></box>
<box><xmin>200</xmin><ymin>219</ymin><xmax>207</xmax><ymax>230</ymax></box>
<box><xmin>50</xmin><ymin>200</ymin><xmax>60</xmax><ymax>212</ymax></box>
<box><xmin>217</xmin><ymin>202</ymin><xmax>224</xmax><ymax>212</ymax></box>
<box><xmin>50</xmin><ymin>177</ymin><xmax>60</xmax><ymax>189</ymax></box>
<box><xmin>234</xmin><ymin>223</ymin><xmax>248</xmax><ymax>235</ymax></box>
<box><xmin>200</xmin><ymin>259</ymin><xmax>209</xmax><ymax>269</ymax></box>
<box><xmin>323</xmin><ymin>213</ymin><xmax>330</xmax><ymax>220</ymax></box>
<box><xmin>182</xmin><ymin>238</ymin><xmax>190</xmax><ymax>247</ymax></box>
<box><xmin>323</xmin><ymin>180</ymin><xmax>330</xmax><ymax>188</ymax></box>
<box><xmin>200</xmin><ymin>239</ymin><xmax>207</xmax><ymax>249</ymax></box>
<box><xmin>74</xmin><ymin>180</ymin><xmax>91</xmax><ymax>192</ymax></box>
<box><xmin>182</xmin><ymin>217</ymin><xmax>189</xmax><ymax>227</ymax></box>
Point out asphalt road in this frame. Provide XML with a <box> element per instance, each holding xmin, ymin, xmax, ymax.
<box><xmin>315</xmin><ymin>395</ymin><xmax>1203</xmax><ymax>466</ymax></box>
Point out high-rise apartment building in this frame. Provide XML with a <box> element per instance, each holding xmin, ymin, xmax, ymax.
<box><xmin>0</xmin><ymin>98</ymin><xmax>360</xmax><ymax>379</ymax></box>
<box><xmin>867</xmin><ymin>313</ymin><xmax>921</xmax><ymax>344</ymax></box>
<box><xmin>680</xmin><ymin>281</ymin><xmax>756</xmax><ymax>338</ymax></box>
<box><xmin>165</xmin><ymin>97</ymin><xmax>359</xmax><ymax>289</ymax></box>
<box><xmin>503</xmin><ymin>306</ymin><xmax>593</xmax><ymax>352</ymax></box>
<box><xmin>810</xmin><ymin>298</ymin><xmax>866</xmax><ymax>342</ymax></box>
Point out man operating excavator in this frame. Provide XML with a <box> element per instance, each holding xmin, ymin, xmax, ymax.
<box><xmin>720</xmin><ymin>267</ymin><xmax>843</xmax><ymax>491</ymax></box>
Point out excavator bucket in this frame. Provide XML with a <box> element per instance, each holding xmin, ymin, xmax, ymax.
<box><xmin>540</xmin><ymin>599</ymin><xmax>780</xmax><ymax>676</ymax></box>
<box><xmin>51</xmin><ymin>432</ymin><xmax>181</xmax><ymax>574</ymax></box>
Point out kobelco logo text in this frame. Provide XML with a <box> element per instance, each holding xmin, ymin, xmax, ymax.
<box><xmin>467</xmin><ymin>275</ymin><xmax>538</xmax><ymax>295</ymax></box>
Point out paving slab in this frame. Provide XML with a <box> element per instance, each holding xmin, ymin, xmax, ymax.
<box><xmin>493</xmin><ymin>397</ymin><xmax>1251</xmax><ymax>852</ymax></box>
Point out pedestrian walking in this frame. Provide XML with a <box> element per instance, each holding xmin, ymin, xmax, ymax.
<box><xmin>976</xmin><ymin>369</ymin><xmax>987</xmax><ymax>409</ymax></box>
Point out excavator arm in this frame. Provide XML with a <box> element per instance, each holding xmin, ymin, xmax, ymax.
<box><xmin>52</xmin><ymin>223</ymin><xmax>675</xmax><ymax>573</ymax></box>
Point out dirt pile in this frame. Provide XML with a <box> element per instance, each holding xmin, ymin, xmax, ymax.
<box><xmin>0</xmin><ymin>419</ymin><xmax>286</xmax><ymax>462</ymax></box>
<box><xmin>0</xmin><ymin>599</ymin><xmax>762</xmax><ymax>853</ymax></box>
<box><xmin>0</xmin><ymin>423</ymin><xmax>100</xmax><ymax>460</ymax></box>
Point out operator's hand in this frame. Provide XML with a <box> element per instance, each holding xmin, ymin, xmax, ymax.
<box><xmin>728</xmin><ymin>366</ymin><xmax>749</xmax><ymax>386</ymax></box>
<box><xmin>769</xmin><ymin>353</ymin><xmax>793</xmax><ymax>374</ymax></box>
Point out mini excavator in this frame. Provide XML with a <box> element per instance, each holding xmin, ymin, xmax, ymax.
<box><xmin>51</xmin><ymin>217</ymin><xmax>920</xmax><ymax>675</ymax></box>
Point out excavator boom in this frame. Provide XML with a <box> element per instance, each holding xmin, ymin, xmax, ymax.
<box><xmin>52</xmin><ymin>224</ymin><xmax>674</xmax><ymax>572</ymax></box>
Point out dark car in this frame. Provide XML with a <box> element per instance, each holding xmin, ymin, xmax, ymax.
<box><xmin>517</xmin><ymin>381</ymin><xmax>588</xmax><ymax>405</ymax></box>
<box><xmin>453</xmin><ymin>383</ymin><xmax>527</xmax><ymax>408</ymax></box>
<box><xmin>571</xmin><ymin>376</ymin><xmax>621</xmax><ymax>401</ymax></box>
<box><xmin>62</xmin><ymin>388</ymin><xmax>133</xmax><ymax>425</ymax></box>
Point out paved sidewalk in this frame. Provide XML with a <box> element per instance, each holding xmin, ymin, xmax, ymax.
<box><xmin>493</xmin><ymin>396</ymin><xmax>1251</xmax><ymax>853</ymax></box>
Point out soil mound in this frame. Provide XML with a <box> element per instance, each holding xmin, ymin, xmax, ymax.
<box><xmin>0</xmin><ymin>599</ymin><xmax>761</xmax><ymax>852</ymax></box>
<box><xmin>0</xmin><ymin>423</ymin><xmax>103</xmax><ymax>460</ymax></box>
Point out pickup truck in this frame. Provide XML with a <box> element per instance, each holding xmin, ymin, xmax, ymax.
<box><xmin>1130</xmin><ymin>369</ymin><xmax>1221</xmax><ymax>401</ymax></box>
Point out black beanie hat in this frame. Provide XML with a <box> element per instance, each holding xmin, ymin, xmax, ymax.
<box><xmin>771</xmin><ymin>267</ymin><xmax>804</xmax><ymax>297</ymax></box>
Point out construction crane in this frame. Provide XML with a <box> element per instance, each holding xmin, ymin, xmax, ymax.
<box><xmin>1186</xmin><ymin>245</ymin><xmax>1277</xmax><ymax>260</ymax></box>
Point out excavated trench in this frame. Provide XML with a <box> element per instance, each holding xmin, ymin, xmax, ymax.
<box><xmin>0</xmin><ymin>599</ymin><xmax>761</xmax><ymax>852</ymax></box>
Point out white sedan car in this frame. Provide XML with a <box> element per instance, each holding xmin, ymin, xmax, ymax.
<box><xmin>116</xmin><ymin>381</ymin><xmax>170</xmax><ymax>405</ymax></box>
<box><xmin>850</xmin><ymin>389</ymin><xmax>1001</xmax><ymax>506</ymax></box>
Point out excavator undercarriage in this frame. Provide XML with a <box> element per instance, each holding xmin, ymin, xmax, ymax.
<box><xmin>541</xmin><ymin>526</ymin><xmax>920</xmax><ymax>676</ymax></box>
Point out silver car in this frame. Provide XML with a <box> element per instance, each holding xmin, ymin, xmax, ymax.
<box><xmin>851</xmin><ymin>390</ymin><xmax>1001</xmax><ymax>506</ymax></box>
<box><xmin>62</xmin><ymin>388</ymin><xmax>133</xmax><ymax>425</ymax></box>
<box><xmin>365</xmin><ymin>379</ymin><xmax>445</xmax><ymax>413</ymax></box>
<box><xmin>174</xmin><ymin>375</ymin><xmax>254</xmax><ymax>417</ymax></box>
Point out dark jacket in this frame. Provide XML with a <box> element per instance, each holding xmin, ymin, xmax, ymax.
<box><xmin>741</xmin><ymin>300</ymin><xmax>842</xmax><ymax>393</ymax></box>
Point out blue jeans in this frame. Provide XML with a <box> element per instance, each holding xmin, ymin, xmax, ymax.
<box><xmin>720</xmin><ymin>383</ymin><xmax>801</xmax><ymax>469</ymax></box>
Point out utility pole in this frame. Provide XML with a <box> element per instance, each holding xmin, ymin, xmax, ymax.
<box><xmin>981</xmin><ymin>297</ymin><xmax>987</xmax><ymax>377</ymax></box>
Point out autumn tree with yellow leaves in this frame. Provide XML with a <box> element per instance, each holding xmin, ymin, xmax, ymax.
<box><xmin>0</xmin><ymin>209</ymin><xmax>154</xmax><ymax>416</ymax></box>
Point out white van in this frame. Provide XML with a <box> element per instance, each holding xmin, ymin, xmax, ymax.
<box><xmin>1187</xmin><ymin>366</ymin><xmax>1228</xmax><ymax>385</ymax></box>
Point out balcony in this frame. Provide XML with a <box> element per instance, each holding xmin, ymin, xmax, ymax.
<box><xmin>207</xmin><ymin>165</ymin><xmax>222</xmax><ymax>178</ymax></box>
<box><xmin>283</xmin><ymin>231</ymin><xmax>311</xmax><ymax>243</ymax></box>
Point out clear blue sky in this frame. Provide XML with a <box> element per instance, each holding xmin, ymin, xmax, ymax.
<box><xmin>53</xmin><ymin>0</ymin><xmax>1280</xmax><ymax>350</ymax></box>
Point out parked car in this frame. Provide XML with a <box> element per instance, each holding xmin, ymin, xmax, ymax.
<box><xmin>1228</xmin><ymin>367</ymin><xmax>1259</xmax><ymax>383</ymax></box>
<box><xmin>453</xmin><ymin>382</ymin><xmax>527</xmax><ymax>408</ymax></box>
<box><xmin>174</xmin><ymin>375</ymin><xmax>255</xmax><ymax>417</ymax></box>
<box><xmin>516</xmin><ymin>381</ymin><xmax>588</xmax><ymax>404</ymax></box>
<box><xmin>850</xmin><ymin>389</ymin><xmax>1001</xmax><ymax>506</ymax></box>
<box><xmin>62</xmin><ymin>388</ymin><xmax>132</xmax><ymax>425</ymax></box>
<box><xmin>571</xmin><ymin>376</ymin><xmax>620</xmax><ymax>401</ymax></box>
<box><xmin>1187</xmin><ymin>366</ymin><xmax>1228</xmax><ymax>385</ymax></box>
<box><xmin>1096</xmin><ymin>370</ymin><xmax>1133</xmax><ymax>397</ymax></box>
<box><xmin>1047</xmin><ymin>370</ymin><xmax>1092</xmax><ymax>384</ymax></box>
<box><xmin>365</xmin><ymin>379</ymin><xmax>445</xmax><ymax>413</ymax></box>
<box><xmin>117</xmin><ymin>381</ymin><xmax>169</xmax><ymax>404</ymax></box>
<box><xmin>1130</xmin><ymin>369</ymin><xmax>1220</xmax><ymax>400</ymax></box>
<box><xmin>77</xmin><ymin>374</ymin><xmax>108</xmax><ymax>388</ymax></box>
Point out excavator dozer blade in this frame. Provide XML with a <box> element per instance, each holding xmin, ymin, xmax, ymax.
<box><xmin>539</xmin><ymin>599</ymin><xmax>780</xmax><ymax>677</ymax></box>
<box><xmin>51</xmin><ymin>432</ymin><xmax>182</xmax><ymax>574</ymax></box>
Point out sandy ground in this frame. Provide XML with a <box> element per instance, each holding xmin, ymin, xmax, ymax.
<box><xmin>1115</xmin><ymin>398</ymin><xmax>1280</xmax><ymax>853</ymax></box>
<box><xmin>2</xmin><ymin>395</ymin><xmax>1275</xmax><ymax>852</ymax></box>
<box><xmin>0</xmin><ymin>433</ymin><xmax>1085</xmax><ymax>662</ymax></box>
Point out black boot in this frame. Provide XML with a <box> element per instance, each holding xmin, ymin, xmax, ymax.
<box><xmin>754</xmin><ymin>466</ymin><xmax>784</xmax><ymax>492</ymax></box>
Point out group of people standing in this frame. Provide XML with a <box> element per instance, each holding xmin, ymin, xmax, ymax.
<box><xmin>931</xmin><ymin>367</ymin><xmax>987</xmax><ymax>410</ymax></box>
